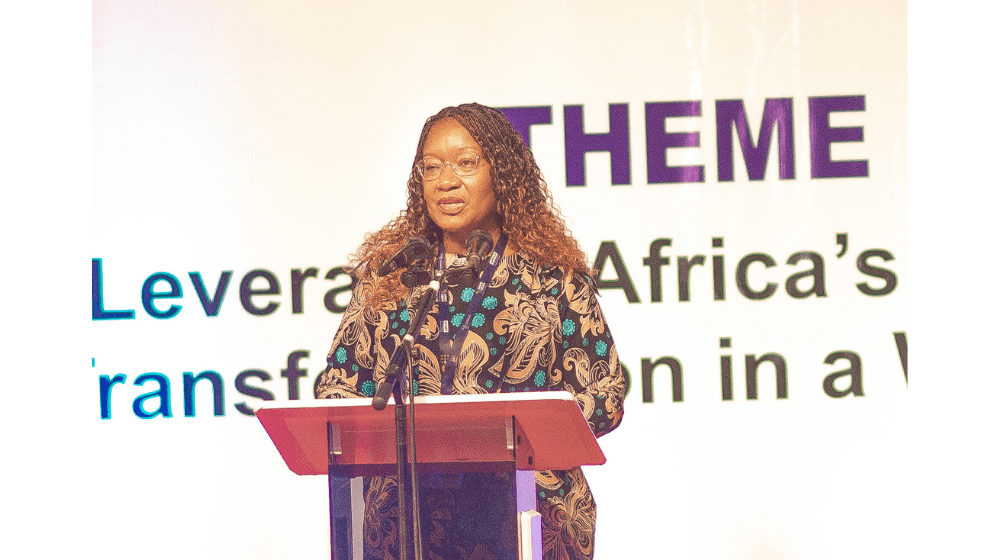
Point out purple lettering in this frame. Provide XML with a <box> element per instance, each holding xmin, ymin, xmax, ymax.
<box><xmin>496</xmin><ymin>106</ymin><xmax>552</xmax><ymax>149</ymax></box>
<box><xmin>716</xmin><ymin>98</ymin><xmax>795</xmax><ymax>181</ymax></box>
<box><xmin>645</xmin><ymin>101</ymin><xmax>704</xmax><ymax>184</ymax></box>
<box><xmin>809</xmin><ymin>95</ymin><xmax>869</xmax><ymax>179</ymax></box>
<box><xmin>564</xmin><ymin>104</ymin><xmax>631</xmax><ymax>186</ymax></box>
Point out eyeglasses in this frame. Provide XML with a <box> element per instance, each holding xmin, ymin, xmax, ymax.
<box><xmin>417</xmin><ymin>154</ymin><xmax>483</xmax><ymax>180</ymax></box>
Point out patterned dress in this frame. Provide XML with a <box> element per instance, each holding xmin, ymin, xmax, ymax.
<box><xmin>315</xmin><ymin>252</ymin><xmax>626</xmax><ymax>560</ymax></box>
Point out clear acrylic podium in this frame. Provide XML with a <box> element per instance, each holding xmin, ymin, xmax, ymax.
<box><xmin>256</xmin><ymin>391</ymin><xmax>606</xmax><ymax>560</ymax></box>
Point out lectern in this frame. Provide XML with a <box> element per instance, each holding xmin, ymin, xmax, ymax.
<box><xmin>256</xmin><ymin>391</ymin><xmax>605</xmax><ymax>560</ymax></box>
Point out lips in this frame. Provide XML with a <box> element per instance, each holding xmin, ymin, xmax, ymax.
<box><xmin>437</xmin><ymin>196</ymin><xmax>466</xmax><ymax>215</ymax></box>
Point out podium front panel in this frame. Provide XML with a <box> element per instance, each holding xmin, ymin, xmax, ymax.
<box><xmin>256</xmin><ymin>392</ymin><xmax>605</xmax><ymax>476</ymax></box>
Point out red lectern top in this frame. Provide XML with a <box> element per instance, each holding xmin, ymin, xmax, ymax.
<box><xmin>256</xmin><ymin>391</ymin><xmax>605</xmax><ymax>477</ymax></box>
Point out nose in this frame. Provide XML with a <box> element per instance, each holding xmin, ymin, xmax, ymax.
<box><xmin>436</xmin><ymin>162</ymin><xmax>462</xmax><ymax>190</ymax></box>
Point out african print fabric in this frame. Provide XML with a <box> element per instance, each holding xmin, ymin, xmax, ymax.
<box><xmin>315</xmin><ymin>252</ymin><xmax>626</xmax><ymax>560</ymax></box>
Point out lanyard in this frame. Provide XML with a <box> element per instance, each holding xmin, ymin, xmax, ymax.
<box><xmin>436</xmin><ymin>232</ymin><xmax>507</xmax><ymax>395</ymax></box>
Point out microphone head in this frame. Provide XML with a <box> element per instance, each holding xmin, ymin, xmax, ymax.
<box><xmin>406</xmin><ymin>236</ymin><xmax>432</xmax><ymax>258</ymax></box>
<box><xmin>377</xmin><ymin>236</ymin><xmax>432</xmax><ymax>276</ymax></box>
<box><xmin>465</xmin><ymin>230</ymin><xmax>494</xmax><ymax>270</ymax></box>
<box><xmin>465</xmin><ymin>229</ymin><xmax>493</xmax><ymax>252</ymax></box>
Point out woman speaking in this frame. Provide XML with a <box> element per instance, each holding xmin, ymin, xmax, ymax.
<box><xmin>315</xmin><ymin>103</ymin><xmax>626</xmax><ymax>560</ymax></box>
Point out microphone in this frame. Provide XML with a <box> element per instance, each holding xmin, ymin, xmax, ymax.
<box><xmin>371</xmin><ymin>366</ymin><xmax>398</xmax><ymax>411</ymax></box>
<box><xmin>377</xmin><ymin>236</ymin><xmax>431</xmax><ymax>277</ymax></box>
<box><xmin>464</xmin><ymin>230</ymin><xmax>494</xmax><ymax>272</ymax></box>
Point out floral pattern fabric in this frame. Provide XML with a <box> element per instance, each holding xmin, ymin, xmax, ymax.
<box><xmin>315</xmin><ymin>252</ymin><xmax>626</xmax><ymax>560</ymax></box>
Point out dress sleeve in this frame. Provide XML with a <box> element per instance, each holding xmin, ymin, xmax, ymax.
<box><xmin>552</xmin><ymin>271</ymin><xmax>626</xmax><ymax>438</ymax></box>
<box><xmin>314</xmin><ymin>277</ymin><xmax>404</xmax><ymax>400</ymax></box>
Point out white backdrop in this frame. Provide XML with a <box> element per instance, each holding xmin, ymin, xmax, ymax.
<box><xmin>8</xmin><ymin>1</ymin><xmax>941</xmax><ymax>558</ymax></box>
<box><xmin>87</xmin><ymin>1</ymin><xmax>906</xmax><ymax>558</ymax></box>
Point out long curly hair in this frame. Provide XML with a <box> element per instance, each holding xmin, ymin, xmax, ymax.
<box><xmin>350</xmin><ymin>103</ymin><xmax>592</xmax><ymax>305</ymax></box>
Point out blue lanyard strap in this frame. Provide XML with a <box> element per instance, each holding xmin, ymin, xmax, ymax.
<box><xmin>436</xmin><ymin>232</ymin><xmax>508</xmax><ymax>394</ymax></box>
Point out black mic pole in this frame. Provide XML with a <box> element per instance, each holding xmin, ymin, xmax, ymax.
<box><xmin>404</xmin><ymin>335</ymin><xmax>421</xmax><ymax>560</ymax></box>
<box><xmin>370</xmin><ymin>342</ymin><xmax>412</xmax><ymax>560</ymax></box>
<box><xmin>400</xmin><ymin>274</ymin><xmax>442</xmax><ymax>560</ymax></box>
<box><xmin>372</xmin><ymin>271</ymin><xmax>442</xmax><ymax>560</ymax></box>
<box><xmin>392</xmin><ymin>377</ymin><xmax>411</xmax><ymax>560</ymax></box>
<box><xmin>369</xmin><ymin>352</ymin><xmax>412</xmax><ymax>559</ymax></box>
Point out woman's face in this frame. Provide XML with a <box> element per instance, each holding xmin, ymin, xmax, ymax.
<box><xmin>421</xmin><ymin>118</ymin><xmax>501</xmax><ymax>253</ymax></box>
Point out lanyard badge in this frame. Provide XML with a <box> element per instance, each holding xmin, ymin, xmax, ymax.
<box><xmin>436</xmin><ymin>232</ymin><xmax>508</xmax><ymax>395</ymax></box>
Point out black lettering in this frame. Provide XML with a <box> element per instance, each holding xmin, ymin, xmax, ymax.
<box><xmin>712</xmin><ymin>237</ymin><xmax>725</xmax><ymax>300</ymax></box>
<box><xmin>893</xmin><ymin>331</ymin><xmax>908</xmax><ymax>385</ymax></box>
<box><xmin>713</xmin><ymin>255</ymin><xmax>725</xmax><ymax>300</ymax></box>
<box><xmin>240</xmin><ymin>269</ymin><xmax>281</xmax><ymax>316</ymax></box>
<box><xmin>324</xmin><ymin>267</ymin><xmax>355</xmax><ymax>314</ymax></box>
<box><xmin>835</xmin><ymin>233</ymin><xmax>848</xmax><ymax>258</ymax></box>
<box><xmin>291</xmin><ymin>268</ymin><xmax>319</xmax><ymax>314</ymax></box>
<box><xmin>735</xmin><ymin>253</ymin><xmax>778</xmax><ymax>300</ymax></box>
<box><xmin>677</xmin><ymin>255</ymin><xmax>706</xmax><ymax>302</ymax></box>
<box><xmin>642</xmin><ymin>238</ymin><xmax>672</xmax><ymax>303</ymax></box>
<box><xmin>745</xmin><ymin>353</ymin><xmax>788</xmax><ymax>399</ymax></box>
<box><xmin>785</xmin><ymin>252</ymin><xmax>827</xmax><ymax>298</ymax></box>
<box><xmin>721</xmin><ymin>354</ymin><xmax>733</xmax><ymax>401</ymax></box>
<box><xmin>822</xmin><ymin>351</ymin><xmax>864</xmax><ymax>397</ymax></box>
<box><xmin>282</xmin><ymin>350</ymin><xmax>310</xmax><ymax>400</ymax></box>
<box><xmin>856</xmin><ymin>249</ymin><xmax>897</xmax><ymax>296</ymax></box>
<box><xmin>592</xmin><ymin>241</ymin><xmax>640</xmax><ymax>303</ymax></box>
<box><xmin>640</xmin><ymin>356</ymin><xmax>683</xmax><ymax>403</ymax></box>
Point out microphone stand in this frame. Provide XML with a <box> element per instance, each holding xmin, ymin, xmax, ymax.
<box><xmin>366</xmin><ymin>230</ymin><xmax>500</xmax><ymax>560</ymax></box>
<box><xmin>371</xmin><ymin>267</ymin><xmax>444</xmax><ymax>560</ymax></box>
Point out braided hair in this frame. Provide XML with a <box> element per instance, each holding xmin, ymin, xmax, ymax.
<box><xmin>350</xmin><ymin>103</ymin><xmax>592</xmax><ymax>305</ymax></box>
